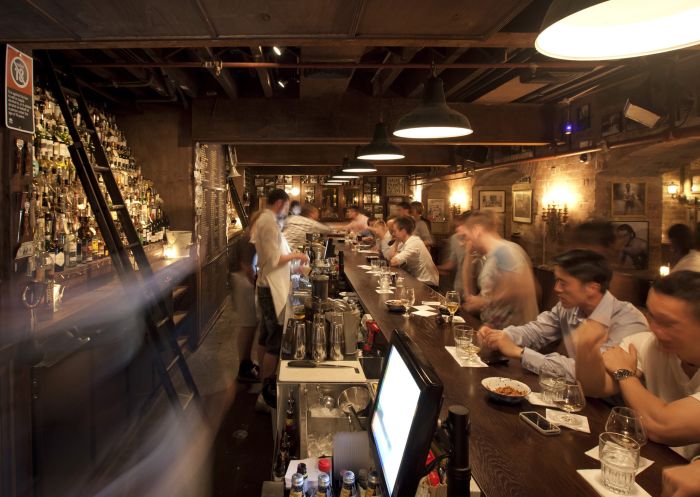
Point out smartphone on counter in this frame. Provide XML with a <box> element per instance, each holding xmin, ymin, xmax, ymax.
<box><xmin>519</xmin><ymin>411</ymin><xmax>561</xmax><ymax>436</ymax></box>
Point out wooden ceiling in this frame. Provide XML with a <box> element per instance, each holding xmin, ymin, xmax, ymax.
<box><xmin>2</xmin><ymin>0</ymin><xmax>695</xmax><ymax>172</ymax></box>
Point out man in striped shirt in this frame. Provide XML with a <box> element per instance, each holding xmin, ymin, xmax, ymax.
<box><xmin>283</xmin><ymin>203</ymin><xmax>331</xmax><ymax>250</ymax></box>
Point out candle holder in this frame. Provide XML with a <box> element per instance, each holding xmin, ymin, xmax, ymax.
<box><xmin>541</xmin><ymin>203</ymin><xmax>569</xmax><ymax>239</ymax></box>
<box><xmin>451</xmin><ymin>203</ymin><xmax>461</xmax><ymax>217</ymax></box>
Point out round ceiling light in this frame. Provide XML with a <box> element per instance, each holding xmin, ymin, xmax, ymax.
<box><xmin>341</xmin><ymin>158</ymin><xmax>377</xmax><ymax>174</ymax></box>
<box><xmin>536</xmin><ymin>0</ymin><xmax>700</xmax><ymax>61</ymax></box>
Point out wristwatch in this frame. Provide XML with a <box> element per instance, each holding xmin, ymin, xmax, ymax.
<box><xmin>612</xmin><ymin>368</ymin><xmax>635</xmax><ymax>381</ymax></box>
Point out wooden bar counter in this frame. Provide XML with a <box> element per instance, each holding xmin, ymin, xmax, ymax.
<box><xmin>341</xmin><ymin>248</ymin><xmax>685</xmax><ymax>497</ymax></box>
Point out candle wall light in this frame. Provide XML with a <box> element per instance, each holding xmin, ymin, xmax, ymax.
<box><xmin>449</xmin><ymin>190</ymin><xmax>467</xmax><ymax>216</ymax></box>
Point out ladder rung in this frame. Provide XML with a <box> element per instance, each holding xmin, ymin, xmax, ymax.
<box><xmin>126</xmin><ymin>241</ymin><xmax>141</xmax><ymax>249</ymax></box>
<box><xmin>109</xmin><ymin>204</ymin><xmax>126</xmax><ymax>211</ymax></box>
<box><xmin>166</xmin><ymin>356</ymin><xmax>180</xmax><ymax>372</ymax></box>
<box><xmin>94</xmin><ymin>165</ymin><xmax>111</xmax><ymax>172</ymax></box>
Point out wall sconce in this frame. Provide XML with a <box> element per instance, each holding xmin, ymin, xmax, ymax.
<box><xmin>659</xmin><ymin>265</ymin><xmax>670</xmax><ymax>277</ymax></box>
<box><xmin>541</xmin><ymin>203</ymin><xmax>569</xmax><ymax>238</ymax></box>
<box><xmin>667</xmin><ymin>182</ymin><xmax>679</xmax><ymax>197</ymax></box>
<box><xmin>667</xmin><ymin>182</ymin><xmax>699</xmax><ymax>205</ymax></box>
<box><xmin>291</xmin><ymin>186</ymin><xmax>300</xmax><ymax>196</ymax></box>
<box><xmin>449</xmin><ymin>191</ymin><xmax>467</xmax><ymax>216</ymax></box>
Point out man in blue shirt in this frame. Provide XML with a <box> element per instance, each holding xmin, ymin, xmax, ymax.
<box><xmin>479</xmin><ymin>249</ymin><xmax>649</xmax><ymax>381</ymax></box>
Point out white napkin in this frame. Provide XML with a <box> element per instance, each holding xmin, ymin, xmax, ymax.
<box><xmin>375</xmin><ymin>289</ymin><xmax>394</xmax><ymax>294</ymax></box>
<box><xmin>576</xmin><ymin>469</ymin><xmax>651</xmax><ymax>497</ymax></box>
<box><xmin>358</xmin><ymin>250</ymin><xmax>376</xmax><ymax>254</ymax></box>
<box><xmin>412</xmin><ymin>309</ymin><xmax>437</xmax><ymax>317</ymax></box>
<box><xmin>422</xmin><ymin>301</ymin><xmax>442</xmax><ymax>306</ymax></box>
<box><xmin>451</xmin><ymin>315</ymin><xmax>466</xmax><ymax>323</ymax></box>
<box><xmin>375</xmin><ymin>286</ymin><xmax>396</xmax><ymax>291</ymax></box>
<box><xmin>357</xmin><ymin>265</ymin><xmax>372</xmax><ymax>269</ymax></box>
<box><xmin>546</xmin><ymin>409</ymin><xmax>591</xmax><ymax>433</ymax></box>
<box><xmin>526</xmin><ymin>392</ymin><xmax>557</xmax><ymax>408</ymax></box>
<box><xmin>412</xmin><ymin>305</ymin><xmax>436</xmax><ymax>311</ymax></box>
<box><xmin>585</xmin><ymin>446</ymin><xmax>654</xmax><ymax>475</ymax></box>
<box><xmin>445</xmin><ymin>346</ymin><xmax>488</xmax><ymax>368</ymax></box>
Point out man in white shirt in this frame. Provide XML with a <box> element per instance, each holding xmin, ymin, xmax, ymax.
<box><xmin>576</xmin><ymin>271</ymin><xmax>700</xmax><ymax>460</ymax></box>
<box><xmin>668</xmin><ymin>223</ymin><xmax>700</xmax><ymax>273</ymax></box>
<box><xmin>389</xmin><ymin>216</ymin><xmax>439</xmax><ymax>286</ymax></box>
<box><xmin>368</xmin><ymin>219</ymin><xmax>393</xmax><ymax>259</ymax></box>
<box><xmin>460</xmin><ymin>210</ymin><xmax>538</xmax><ymax>327</ymax></box>
<box><xmin>479</xmin><ymin>249</ymin><xmax>648</xmax><ymax>380</ymax></box>
<box><xmin>343</xmin><ymin>205</ymin><xmax>369</xmax><ymax>235</ymax></box>
<box><xmin>254</xmin><ymin>189</ymin><xmax>309</xmax><ymax>409</ymax></box>
<box><xmin>283</xmin><ymin>204</ymin><xmax>331</xmax><ymax>249</ymax></box>
<box><xmin>410</xmin><ymin>201</ymin><xmax>433</xmax><ymax>247</ymax></box>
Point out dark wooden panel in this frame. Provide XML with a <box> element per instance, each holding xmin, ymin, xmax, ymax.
<box><xmin>359</xmin><ymin>0</ymin><xmax>532</xmax><ymax>38</ymax></box>
<box><xmin>341</xmin><ymin>249</ymin><xmax>686</xmax><ymax>497</ymax></box>
<box><xmin>0</xmin><ymin>4</ymin><xmax>73</xmax><ymax>40</ymax></box>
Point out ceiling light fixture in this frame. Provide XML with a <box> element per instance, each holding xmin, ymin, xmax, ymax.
<box><xmin>331</xmin><ymin>174</ymin><xmax>360</xmax><ymax>179</ymax></box>
<box><xmin>277</xmin><ymin>79</ymin><xmax>287</xmax><ymax>88</ymax></box>
<box><xmin>341</xmin><ymin>155</ymin><xmax>377</xmax><ymax>174</ymax></box>
<box><xmin>358</xmin><ymin>122</ymin><xmax>405</xmax><ymax>160</ymax></box>
<box><xmin>536</xmin><ymin>0</ymin><xmax>700</xmax><ymax>61</ymax></box>
<box><xmin>272</xmin><ymin>46</ymin><xmax>283</xmax><ymax>56</ymax></box>
<box><xmin>393</xmin><ymin>67</ymin><xmax>473</xmax><ymax>139</ymax></box>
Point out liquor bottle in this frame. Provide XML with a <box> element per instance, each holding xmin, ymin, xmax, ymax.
<box><xmin>54</xmin><ymin>233</ymin><xmax>65</xmax><ymax>272</ymax></box>
<box><xmin>285</xmin><ymin>392</ymin><xmax>299</xmax><ymax>459</ymax></box>
<box><xmin>273</xmin><ymin>432</ymin><xmax>290</xmax><ymax>481</ymax></box>
<box><xmin>296</xmin><ymin>463</ymin><xmax>308</xmax><ymax>496</ymax></box>
<box><xmin>365</xmin><ymin>471</ymin><xmax>380</xmax><ymax>497</ymax></box>
<box><xmin>316</xmin><ymin>472</ymin><xmax>332</xmax><ymax>497</ymax></box>
<box><xmin>290</xmin><ymin>474</ymin><xmax>305</xmax><ymax>497</ymax></box>
<box><xmin>339</xmin><ymin>471</ymin><xmax>356</xmax><ymax>497</ymax></box>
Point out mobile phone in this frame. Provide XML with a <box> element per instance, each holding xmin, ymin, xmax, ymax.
<box><xmin>519</xmin><ymin>411</ymin><xmax>561</xmax><ymax>435</ymax></box>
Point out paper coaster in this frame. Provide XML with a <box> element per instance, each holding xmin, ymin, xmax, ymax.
<box><xmin>576</xmin><ymin>469</ymin><xmax>651</xmax><ymax>497</ymax></box>
<box><xmin>444</xmin><ymin>346</ymin><xmax>488</xmax><ymax>368</ymax></box>
<box><xmin>546</xmin><ymin>409</ymin><xmax>591</xmax><ymax>433</ymax></box>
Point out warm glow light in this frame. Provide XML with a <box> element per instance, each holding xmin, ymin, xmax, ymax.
<box><xmin>291</xmin><ymin>187</ymin><xmax>300</xmax><ymax>196</ymax></box>
<box><xmin>542</xmin><ymin>183</ymin><xmax>578</xmax><ymax>208</ymax></box>
<box><xmin>331</xmin><ymin>175</ymin><xmax>360</xmax><ymax>179</ymax></box>
<box><xmin>659</xmin><ymin>265</ymin><xmax>671</xmax><ymax>277</ymax></box>
<box><xmin>667</xmin><ymin>182</ymin><xmax>680</xmax><ymax>195</ymax></box>
<box><xmin>412</xmin><ymin>184</ymin><xmax>422</xmax><ymax>201</ymax></box>
<box><xmin>536</xmin><ymin>0</ymin><xmax>700</xmax><ymax>61</ymax></box>
<box><xmin>393</xmin><ymin>126</ymin><xmax>473</xmax><ymax>139</ymax></box>
<box><xmin>164</xmin><ymin>246</ymin><xmax>178</xmax><ymax>259</ymax></box>
<box><xmin>272</xmin><ymin>46</ymin><xmax>283</xmax><ymax>56</ymax></box>
<box><xmin>449</xmin><ymin>190</ymin><xmax>467</xmax><ymax>208</ymax></box>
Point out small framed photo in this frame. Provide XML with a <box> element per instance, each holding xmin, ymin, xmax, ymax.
<box><xmin>427</xmin><ymin>198</ymin><xmax>445</xmax><ymax>220</ymax></box>
<box><xmin>512</xmin><ymin>190</ymin><xmax>533</xmax><ymax>223</ymax></box>
<box><xmin>479</xmin><ymin>190</ymin><xmax>505</xmax><ymax>212</ymax></box>
<box><xmin>612</xmin><ymin>221</ymin><xmax>649</xmax><ymax>270</ymax></box>
<box><xmin>577</xmin><ymin>103</ymin><xmax>590</xmax><ymax>131</ymax></box>
<box><xmin>386</xmin><ymin>176</ymin><xmax>407</xmax><ymax>196</ymax></box>
<box><xmin>254</xmin><ymin>178</ymin><xmax>264</xmax><ymax>186</ymax></box>
<box><xmin>612</xmin><ymin>182</ymin><xmax>646</xmax><ymax>217</ymax></box>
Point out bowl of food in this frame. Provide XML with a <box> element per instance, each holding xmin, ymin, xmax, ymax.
<box><xmin>384</xmin><ymin>300</ymin><xmax>406</xmax><ymax>313</ymax></box>
<box><xmin>481</xmin><ymin>377</ymin><xmax>531</xmax><ymax>404</ymax></box>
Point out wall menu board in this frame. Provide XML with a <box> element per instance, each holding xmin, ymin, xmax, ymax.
<box><xmin>195</xmin><ymin>143</ymin><xmax>227</xmax><ymax>263</ymax></box>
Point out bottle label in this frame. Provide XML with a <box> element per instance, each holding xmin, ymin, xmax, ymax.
<box><xmin>290</xmin><ymin>490</ymin><xmax>304</xmax><ymax>497</ymax></box>
<box><xmin>54</xmin><ymin>252</ymin><xmax>65</xmax><ymax>266</ymax></box>
<box><xmin>340</xmin><ymin>488</ymin><xmax>352</xmax><ymax>497</ymax></box>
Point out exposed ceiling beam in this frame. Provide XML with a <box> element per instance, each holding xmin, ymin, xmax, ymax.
<box><xmin>371</xmin><ymin>47</ymin><xmax>422</xmax><ymax>96</ymax></box>
<box><xmin>192</xmin><ymin>47</ymin><xmax>238</xmax><ymax>99</ymax></box>
<box><xmin>250</xmin><ymin>46</ymin><xmax>274</xmax><ymax>98</ymax></box>
<box><xmin>191</xmin><ymin>96</ymin><xmax>554</xmax><ymax>146</ymax></box>
<box><xmin>143</xmin><ymin>48</ymin><xmax>201</xmax><ymax>98</ymax></box>
<box><xmin>8</xmin><ymin>32</ymin><xmax>541</xmax><ymax>50</ymax></box>
<box><xmin>406</xmin><ymin>47</ymin><xmax>469</xmax><ymax>98</ymax></box>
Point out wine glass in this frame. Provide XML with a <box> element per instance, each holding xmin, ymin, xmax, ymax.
<box><xmin>605</xmin><ymin>406</ymin><xmax>647</xmax><ymax>447</ymax></box>
<box><xmin>445</xmin><ymin>291</ymin><xmax>460</xmax><ymax>323</ymax></box>
<box><xmin>552</xmin><ymin>381</ymin><xmax>586</xmax><ymax>425</ymax></box>
<box><xmin>399</xmin><ymin>287</ymin><xmax>415</xmax><ymax>318</ymax></box>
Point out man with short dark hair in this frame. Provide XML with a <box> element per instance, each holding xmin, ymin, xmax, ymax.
<box><xmin>389</xmin><ymin>216</ymin><xmax>439</xmax><ymax>286</ymax></box>
<box><xmin>479</xmin><ymin>249</ymin><xmax>648</xmax><ymax>380</ymax></box>
<box><xmin>576</xmin><ymin>270</ymin><xmax>700</xmax><ymax>460</ymax></box>
<box><xmin>253</xmin><ymin>189</ymin><xmax>309</xmax><ymax>410</ymax></box>
<box><xmin>368</xmin><ymin>219</ymin><xmax>393</xmax><ymax>259</ymax></box>
<box><xmin>409</xmin><ymin>201</ymin><xmax>433</xmax><ymax>247</ymax></box>
<box><xmin>668</xmin><ymin>223</ymin><xmax>700</xmax><ymax>273</ymax></box>
<box><xmin>343</xmin><ymin>205</ymin><xmax>369</xmax><ymax>234</ymax></box>
<box><xmin>396</xmin><ymin>201</ymin><xmax>411</xmax><ymax>217</ymax></box>
<box><xmin>283</xmin><ymin>204</ymin><xmax>331</xmax><ymax>249</ymax></box>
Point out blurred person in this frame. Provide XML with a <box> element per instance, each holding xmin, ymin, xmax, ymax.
<box><xmin>437</xmin><ymin>211</ymin><xmax>470</xmax><ymax>297</ymax></box>
<box><xmin>409</xmin><ymin>201</ymin><xmax>433</xmax><ymax>247</ymax></box>
<box><xmin>661</xmin><ymin>459</ymin><xmax>700</xmax><ymax>497</ymax></box>
<box><xmin>396</xmin><ymin>201</ymin><xmax>411</xmax><ymax>217</ymax></box>
<box><xmin>616</xmin><ymin>223</ymin><xmax>648</xmax><ymax>270</ymax></box>
<box><xmin>460</xmin><ymin>210</ymin><xmax>538</xmax><ymax>327</ymax></box>
<box><xmin>229</xmin><ymin>210</ymin><xmax>263</xmax><ymax>383</ymax></box>
<box><xmin>343</xmin><ymin>205</ymin><xmax>369</xmax><ymax>235</ymax></box>
<box><xmin>479</xmin><ymin>249</ymin><xmax>648</xmax><ymax>380</ymax></box>
<box><xmin>282</xmin><ymin>204</ymin><xmax>331</xmax><ymax>249</ymax></box>
<box><xmin>368</xmin><ymin>219</ymin><xmax>393</xmax><ymax>259</ymax></box>
<box><xmin>576</xmin><ymin>271</ymin><xmax>700</xmax><ymax>460</ymax></box>
<box><xmin>288</xmin><ymin>200</ymin><xmax>301</xmax><ymax>216</ymax></box>
<box><xmin>253</xmin><ymin>189</ymin><xmax>309</xmax><ymax>411</ymax></box>
<box><xmin>668</xmin><ymin>223</ymin><xmax>700</xmax><ymax>273</ymax></box>
<box><xmin>389</xmin><ymin>216</ymin><xmax>439</xmax><ymax>287</ymax></box>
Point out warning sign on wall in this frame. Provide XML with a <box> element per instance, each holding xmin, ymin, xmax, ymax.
<box><xmin>5</xmin><ymin>45</ymin><xmax>34</xmax><ymax>134</ymax></box>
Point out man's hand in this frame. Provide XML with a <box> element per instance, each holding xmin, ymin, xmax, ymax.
<box><xmin>661</xmin><ymin>460</ymin><xmax>700</xmax><ymax>497</ymax></box>
<box><xmin>295</xmin><ymin>253</ymin><xmax>310</xmax><ymax>264</ymax></box>
<box><xmin>463</xmin><ymin>294</ymin><xmax>486</xmax><ymax>312</ymax></box>
<box><xmin>479</xmin><ymin>327</ymin><xmax>523</xmax><ymax>358</ymax></box>
<box><xmin>602</xmin><ymin>345</ymin><xmax>638</xmax><ymax>375</ymax></box>
<box><xmin>573</xmin><ymin>319</ymin><xmax>608</xmax><ymax>351</ymax></box>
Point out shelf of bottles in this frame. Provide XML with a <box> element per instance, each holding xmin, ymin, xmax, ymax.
<box><xmin>29</xmin><ymin>84</ymin><xmax>169</xmax><ymax>279</ymax></box>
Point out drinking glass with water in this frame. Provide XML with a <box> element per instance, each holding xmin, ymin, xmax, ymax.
<box><xmin>599</xmin><ymin>432</ymin><xmax>640</xmax><ymax>494</ymax></box>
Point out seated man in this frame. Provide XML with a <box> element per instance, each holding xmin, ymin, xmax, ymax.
<box><xmin>282</xmin><ymin>204</ymin><xmax>331</xmax><ymax>249</ymax></box>
<box><xmin>479</xmin><ymin>249</ymin><xmax>649</xmax><ymax>380</ymax></box>
<box><xmin>389</xmin><ymin>216</ymin><xmax>439</xmax><ymax>287</ymax></box>
<box><xmin>368</xmin><ymin>219</ymin><xmax>393</xmax><ymax>259</ymax></box>
<box><xmin>576</xmin><ymin>271</ymin><xmax>700</xmax><ymax>460</ymax></box>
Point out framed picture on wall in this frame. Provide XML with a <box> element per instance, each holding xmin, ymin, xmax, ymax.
<box><xmin>612</xmin><ymin>221</ymin><xmax>649</xmax><ymax>270</ymax></box>
<box><xmin>427</xmin><ymin>198</ymin><xmax>445</xmax><ymax>220</ymax></box>
<box><xmin>479</xmin><ymin>190</ymin><xmax>505</xmax><ymax>212</ymax></box>
<box><xmin>601</xmin><ymin>112</ymin><xmax>622</xmax><ymax>136</ymax></box>
<box><xmin>577</xmin><ymin>103</ymin><xmax>590</xmax><ymax>130</ymax></box>
<box><xmin>386</xmin><ymin>176</ymin><xmax>407</xmax><ymax>196</ymax></box>
<box><xmin>512</xmin><ymin>190</ymin><xmax>533</xmax><ymax>223</ymax></box>
<box><xmin>611</xmin><ymin>182</ymin><xmax>646</xmax><ymax>216</ymax></box>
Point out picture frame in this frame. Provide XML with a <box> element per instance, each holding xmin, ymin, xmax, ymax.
<box><xmin>427</xmin><ymin>198</ymin><xmax>445</xmax><ymax>220</ymax></box>
<box><xmin>611</xmin><ymin>182</ymin><xmax>646</xmax><ymax>217</ymax></box>
<box><xmin>577</xmin><ymin>103</ymin><xmax>590</xmax><ymax>131</ymax></box>
<box><xmin>386</xmin><ymin>176</ymin><xmax>407</xmax><ymax>196</ymax></box>
<box><xmin>479</xmin><ymin>190</ymin><xmax>505</xmax><ymax>212</ymax></box>
<box><xmin>512</xmin><ymin>190</ymin><xmax>533</xmax><ymax>223</ymax></box>
<box><xmin>601</xmin><ymin>111</ymin><xmax>622</xmax><ymax>136</ymax></box>
<box><xmin>612</xmin><ymin>221</ymin><xmax>649</xmax><ymax>270</ymax></box>
<box><xmin>254</xmin><ymin>178</ymin><xmax>264</xmax><ymax>186</ymax></box>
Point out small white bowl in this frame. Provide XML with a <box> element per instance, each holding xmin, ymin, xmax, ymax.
<box><xmin>481</xmin><ymin>377</ymin><xmax>531</xmax><ymax>404</ymax></box>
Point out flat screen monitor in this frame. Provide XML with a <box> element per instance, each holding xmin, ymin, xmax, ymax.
<box><xmin>368</xmin><ymin>330</ymin><xmax>443</xmax><ymax>497</ymax></box>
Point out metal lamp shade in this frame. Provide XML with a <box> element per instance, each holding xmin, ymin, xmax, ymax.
<box><xmin>393</xmin><ymin>76</ymin><xmax>473</xmax><ymax>139</ymax></box>
<box><xmin>341</xmin><ymin>157</ymin><xmax>377</xmax><ymax>173</ymax></box>
<box><xmin>357</xmin><ymin>122</ymin><xmax>405</xmax><ymax>160</ymax></box>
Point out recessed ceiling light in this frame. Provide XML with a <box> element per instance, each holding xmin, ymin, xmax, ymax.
<box><xmin>273</xmin><ymin>46</ymin><xmax>283</xmax><ymax>56</ymax></box>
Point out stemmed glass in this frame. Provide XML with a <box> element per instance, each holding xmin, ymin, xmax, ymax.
<box><xmin>605</xmin><ymin>406</ymin><xmax>647</xmax><ymax>447</ymax></box>
<box><xmin>399</xmin><ymin>287</ymin><xmax>415</xmax><ymax>318</ymax></box>
<box><xmin>552</xmin><ymin>381</ymin><xmax>586</xmax><ymax>424</ymax></box>
<box><xmin>445</xmin><ymin>291</ymin><xmax>460</xmax><ymax>323</ymax></box>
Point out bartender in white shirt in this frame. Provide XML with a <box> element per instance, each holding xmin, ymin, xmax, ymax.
<box><xmin>389</xmin><ymin>216</ymin><xmax>439</xmax><ymax>287</ymax></box>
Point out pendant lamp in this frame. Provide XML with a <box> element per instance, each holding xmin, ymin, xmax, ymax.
<box><xmin>341</xmin><ymin>155</ymin><xmax>377</xmax><ymax>174</ymax></box>
<box><xmin>536</xmin><ymin>0</ymin><xmax>700</xmax><ymax>61</ymax></box>
<box><xmin>357</xmin><ymin>121</ymin><xmax>405</xmax><ymax>160</ymax></box>
<box><xmin>393</xmin><ymin>74</ymin><xmax>473</xmax><ymax>139</ymax></box>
